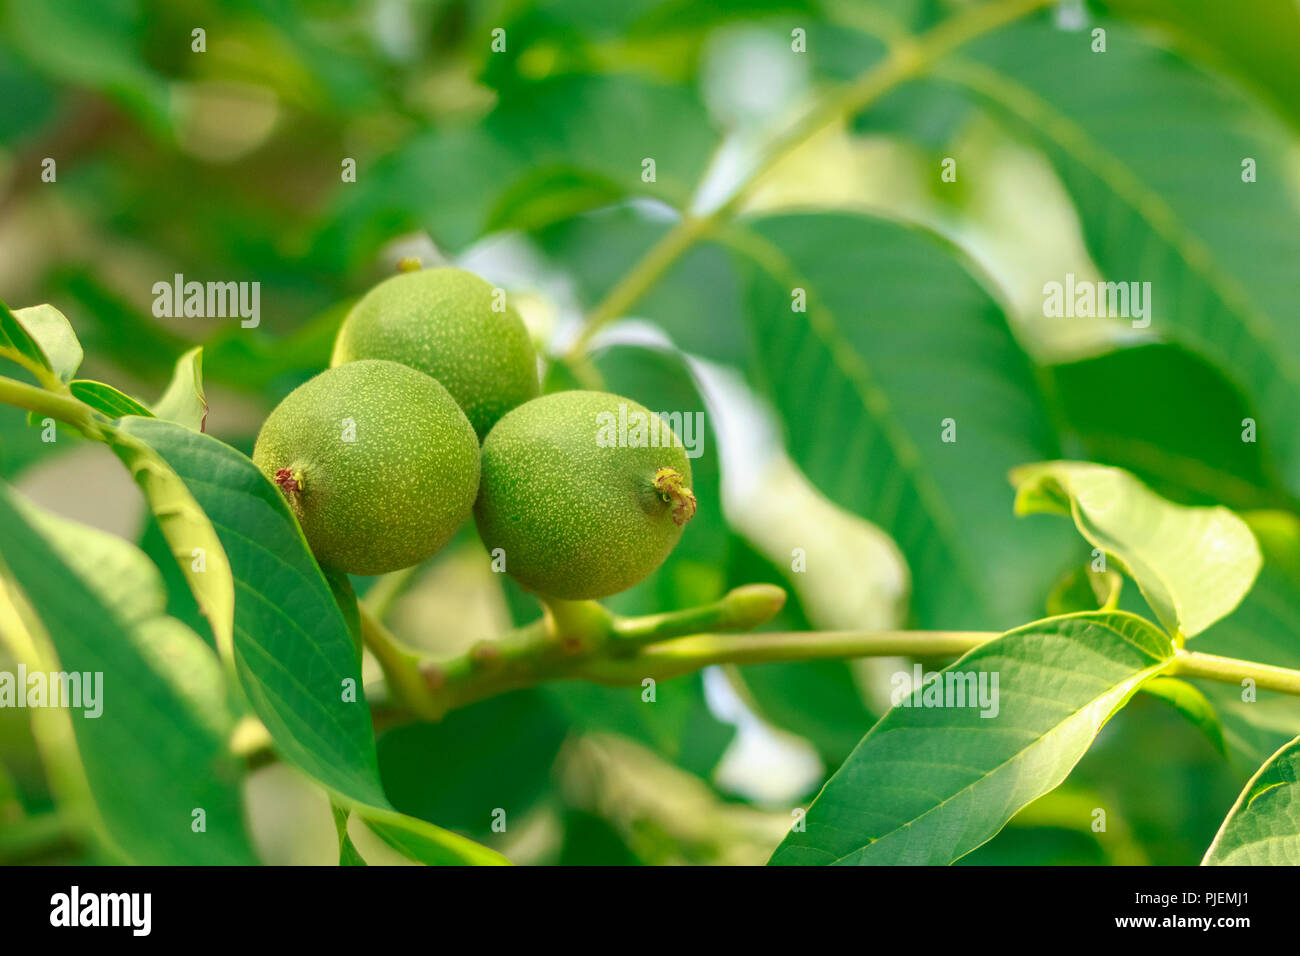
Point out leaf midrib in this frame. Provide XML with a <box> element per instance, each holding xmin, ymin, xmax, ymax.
<box><xmin>728</xmin><ymin>221</ymin><xmax>995</xmax><ymax>622</ymax></box>
<box><xmin>823</xmin><ymin>616</ymin><xmax>1172</xmax><ymax>863</ymax></box>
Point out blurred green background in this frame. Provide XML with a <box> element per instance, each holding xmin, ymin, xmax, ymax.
<box><xmin>2</xmin><ymin>0</ymin><xmax>1299</xmax><ymax>864</ymax></box>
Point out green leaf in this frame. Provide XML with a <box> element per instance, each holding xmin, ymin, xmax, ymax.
<box><xmin>1203</xmin><ymin>735</ymin><xmax>1300</xmax><ymax>865</ymax></box>
<box><xmin>68</xmin><ymin>380</ymin><xmax>154</xmax><ymax>420</ymax></box>
<box><xmin>740</xmin><ymin>659</ymin><xmax>873</xmax><ymax>771</ymax></box>
<box><xmin>3</xmin><ymin>0</ymin><xmax>171</xmax><ymax>133</ymax></box>
<box><xmin>558</xmin><ymin>809</ymin><xmax>643</xmax><ymax>866</ymax></box>
<box><xmin>312</xmin><ymin>127</ymin><xmax>519</xmax><ymax>268</ymax></box>
<box><xmin>734</xmin><ymin>211</ymin><xmax>1075</xmax><ymax>629</ymax></box>
<box><xmin>1098</xmin><ymin>0</ymin><xmax>1300</xmax><ymax>132</ymax></box>
<box><xmin>152</xmin><ymin>347</ymin><xmax>208</xmax><ymax>432</ymax></box>
<box><xmin>544</xmin><ymin>677</ymin><xmax>734</xmax><ymax>782</ymax></box>
<box><xmin>10</xmin><ymin>306</ymin><xmax>82</xmax><ymax>383</ymax></box>
<box><xmin>112</xmin><ymin>416</ymin><xmax>385</xmax><ymax>806</ymax></box>
<box><xmin>945</xmin><ymin>17</ymin><xmax>1300</xmax><ymax>497</ymax></box>
<box><xmin>1011</xmin><ymin>461</ymin><xmax>1262</xmax><ymax>638</ymax></box>
<box><xmin>485</xmin><ymin>166</ymin><xmax>624</xmax><ymax>235</ymax></box>
<box><xmin>351</xmin><ymin>803</ymin><xmax>510</xmax><ymax>866</ymax></box>
<box><xmin>537</xmin><ymin>207</ymin><xmax>748</xmax><ymax>368</ymax></box>
<box><xmin>1141</xmin><ymin>677</ymin><xmax>1226</xmax><ymax>758</ymax></box>
<box><xmin>318</xmin><ymin>71</ymin><xmax>716</xmax><ymax>263</ymax></box>
<box><xmin>769</xmin><ymin>611</ymin><xmax>1176</xmax><ymax>865</ymax></box>
<box><xmin>1197</xmin><ymin>511</ymin><xmax>1300</xmax><ymax>769</ymax></box>
<box><xmin>378</xmin><ymin>690</ymin><xmax>568</xmax><ymax>840</ymax></box>
<box><xmin>330</xmin><ymin>802</ymin><xmax>368</xmax><ymax>866</ymax></box>
<box><xmin>108</xmin><ymin>417</ymin><xmax>503</xmax><ymax>864</ymax></box>
<box><xmin>17</xmin><ymin>500</ymin><xmax>233</xmax><ymax>738</ymax></box>
<box><xmin>1050</xmin><ymin>344</ymin><xmax>1289</xmax><ymax>511</ymax></box>
<box><xmin>484</xmin><ymin>74</ymin><xmax>715</xmax><ymax>215</ymax></box>
<box><xmin>727</xmin><ymin>535</ymin><xmax>875</xmax><ymax>770</ymax></box>
<box><xmin>1045</xmin><ymin>563</ymin><xmax>1122</xmax><ymax>617</ymax></box>
<box><xmin>0</xmin><ymin>301</ymin><xmax>81</xmax><ymax>385</ymax></box>
<box><xmin>0</xmin><ymin>487</ymin><xmax>256</xmax><ymax>864</ymax></box>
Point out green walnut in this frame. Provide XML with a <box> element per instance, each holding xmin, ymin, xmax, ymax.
<box><xmin>331</xmin><ymin>266</ymin><xmax>539</xmax><ymax>439</ymax></box>
<box><xmin>474</xmin><ymin>390</ymin><xmax>696</xmax><ymax>600</ymax></box>
<box><xmin>253</xmin><ymin>359</ymin><xmax>480</xmax><ymax>575</ymax></box>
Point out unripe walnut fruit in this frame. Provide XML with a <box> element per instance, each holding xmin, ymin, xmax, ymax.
<box><xmin>474</xmin><ymin>390</ymin><xmax>696</xmax><ymax>600</ymax></box>
<box><xmin>331</xmin><ymin>266</ymin><xmax>539</xmax><ymax>439</ymax></box>
<box><xmin>253</xmin><ymin>359</ymin><xmax>480</xmax><ymax>575</ymax></box>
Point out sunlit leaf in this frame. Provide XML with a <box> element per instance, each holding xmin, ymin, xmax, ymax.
<box><xmin>68</xmin><ymin>380</ymin><xmax>153</xmax><ymax>420</ymax></box>
<box><xmin>1203</xmin><ymin>734</ymin><xmax>1300</xmax><ymax>865</ymax></box>
<box><xmin>0</xmin><ymin>302</ymin><xmax>82</xmax><ymax>385</ymax></box>
<box><xmin>770</xmin><ymin>611</ymin><xmax>1175</xmax><ymax>865</ymax></box>
<box><xmin>152</xmin><ymin>346</ymin><xmax>208</xmax><ymax>432</ymax></box>
<box><xmin>1012</xmin><ymin>461</ymin><xmax>1261</xmax><ymax>638</ymax></box>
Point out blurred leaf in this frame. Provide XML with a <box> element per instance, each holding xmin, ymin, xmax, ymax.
<box><xmin>956</xmin><ymin>825</ymin><xmax>1108</xmax><ymax>866</ymax></box>
<box><xmin>557</xmin><ymin>808</ymin><xmax>643</xmax><ymax>865</ymax></box>
<box><xmin>53</xmin><ymin>274</ymin><xmax>189</xmax><ymax>382</ymax></box>
<box><xmin>1070</xmin><ymin>692</ymin><xmax>1241</xmax><ymax>864</ymax></box>
<box><xmin>485</xmin><ymin>74</ymin><xmax>716</xmax><ymax>212</ymax></box>
<box><xmin>68</xmin><ymin>380</ymin><xmax>152</xmax><ymax>419</ymax></box>
<box><xmin>1012</xmin><ymin>461</ymin><xmax>1261</xmax><ymax>638</ymax></box>
<box><xmin>734</xmin><ymin>211</ymin><xmax>1075</xmax><ymax>630</ymax></box>
<box><xmin>1141</xmin><ymin>677</ymin><xmax>1226</xmax><ymax>758</ymax></box>
<box><xmin>201</xmin><ymin>299</ymin><xmax>350</xmax><ymax>396</ymax></box>
<box><xmin>0</xmin><ymin>53</ymin><xmax>58</xmax><ymax>141</ymax></box>
<box><xmin>152</xmin><ymin>346</ymin><xmax>207</xmax><ymax>432</ymax></box>
<box><xmin>19</xmin><ymin>500</ymin><xmax>234</xmax><ymax>737</ymax></box>
<box><xmin>0</xmin><ymin>487</ymin><xmax>256</xmax><ymax>864</ymax></box>
<box><xmin>739</xmin><ymin>658</ymin><xmax>871</xmax><ymax>774</ymax></box>
<box><xmin>1</xmin><ymin>0</ymin><xmax>171</xmax><ymax>132</ymax></box>
<box><xmin>312</xmin><ymin>126</ymin><xmax>519</xmax><ymax>269</ymax></box>
<box><xmin>486</xmin><ymin>166</ymin><xmax>625</xmax><ymax>235</ymax></box>
<box><xmin>1203</xmin><ymin>734</ymin><xmax>1300</xmax><ymax>865</ymax></box>
<box><xmin>1050</xmin><ymin>344</ymin><xmax>1289</xmax><ymax>510</ymax></box>
<box><xmin>378</xmin><ymin>690</ymin><xmax>568</xmax><ymax>841</ymax></box>
<box><xmin>1197</xmin><ymin>511</ymin><xmax>1300</xmax><ymax>770</ymax></box>
<box><xmin>1045</xmin><ymin>563</ymin><xmax>1122</xmax><ymax>616</ymax></box>
<box><xmin>854</xmin><ymin>77</ymin><xmax>975</xmax><ymax>150</ymax></box>
<box><xmin>0</xmin><ymin>403</ymin><xmax>81</xmax><ymax>479</ymax></box>
<box><xmin>727</xmin><ymin>535</ymin><xmax>874</xmax><ymax>770</ymax></box>
<box><xmin>1098</xmin><ymin>0</ymin><xmax>1300</xmax><ymax>132</ymax></box>
<box><xmin>949</xmin><ymin>16</ymin><xmax>1300</xmax><ymax>497</ymax></box>
<box><xmin>537</xmin><ymin>206</ymin><xmax>748</xmax><ymax>366</ymax></box>
<box><xmin>319</xmin><ymin>70</ymin><xmax>718</xmax><ymax>267</ymax></box>
<box><xmin>239</xmin><ymin>0</ymin><xmax>386</xmax><ymax>115</ymax></box>
<box><xmin>770</xmin><ymin>611</ymin><xmax>1176</xmax><ymax>865</ymax></box>
<box><xmin>544</xmin><ymin>677</ymin><xmax>733</xmax><ymax>781</ymax></box>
